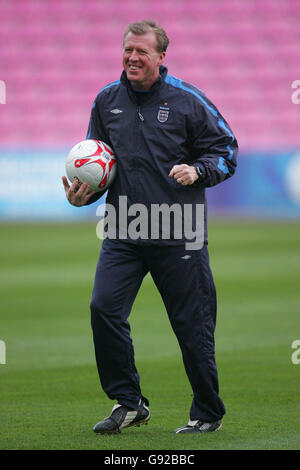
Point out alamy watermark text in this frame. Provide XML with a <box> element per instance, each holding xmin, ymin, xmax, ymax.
<box><xmin>0</xmin><ymin>340</ymin><xmax>6</xmax><ymax>364</ymax></box>
<box><xmin>291</xmin><ymin>80</ymin><xmax>300</xmax><ymax>104</ymax></box>
<box><xmin>291</xmin><ymin>340</ymin><xmax>300</xmax><ymax>365</ymax></box>
<box><xmin>0</xmin><ymin>80</ymin><xmax>6</xmax><ymax>104</ymax></box>
<box><xmin>95</xmin><ymin>196</ymin><xmax>204</xmax><ymax>250</ymax></box>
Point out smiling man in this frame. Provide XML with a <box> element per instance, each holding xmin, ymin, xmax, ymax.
<box><xmin>123</xmin><ymin>28</ymin><xmax>165</xmax><ymax>90</ymax></box>
<box><xmin>63</xmin><ymin>20</ymin><xmax>238</xmax><ymax>435</ymax></box>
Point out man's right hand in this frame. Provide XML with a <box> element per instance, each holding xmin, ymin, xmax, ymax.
<box><xmin>62</xmin><ymin>176</ymin><xmax>97</xmax><ymax>207</ymax></box>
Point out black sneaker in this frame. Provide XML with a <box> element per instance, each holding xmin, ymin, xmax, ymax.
<box><xmin>174</xmin><ymin>419</ymin><xmax>222</xmax><ymax>434</ymax></box>
<box><xmin>93</xmin><ymin>399</ymin><xmax>150</xmax><ymax>434</ymax></box>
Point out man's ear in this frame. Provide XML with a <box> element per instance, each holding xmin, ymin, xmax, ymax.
<box><xmin>158</xmin><ymin>52</ymin><xmax>166</xmax><ymax>66</ymax></box>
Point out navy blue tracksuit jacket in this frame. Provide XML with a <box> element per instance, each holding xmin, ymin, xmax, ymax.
<box><xmin>86</xmin><ymin>66</ymin><xmax>238</xmax><ymax>244</ymax></box>
<box><xmin>88</xmin><ymin>66</ymin><xmax>238</xmax><ymax>422</ymax></box>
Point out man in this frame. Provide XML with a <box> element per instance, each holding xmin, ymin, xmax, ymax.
<box><xmin>62</xmin><ymin>20</ymin><xmax>238</xmax><ymax>434</ymax></box>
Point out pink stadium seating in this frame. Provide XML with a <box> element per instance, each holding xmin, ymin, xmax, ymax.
<box><xmin>0</xmin><ymin>0</ymin><xmax>299</xmax><ymax>150</ymax></box>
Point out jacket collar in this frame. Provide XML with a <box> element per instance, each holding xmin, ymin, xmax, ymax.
<box><xmin>120</xmin><ymin>66</ymin><xmax>168</xmax><ymax>99</ymax></box>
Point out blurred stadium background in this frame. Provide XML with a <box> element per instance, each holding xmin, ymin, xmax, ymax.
<box><xmin>1</xmin><ymin>0</ymin><xmax>300</xmax><ymax>450</ymax></box>
<box><xmin>0</xmin><ymin>0</ymin><xmax>300</xmax><ymax>219</ymax></box>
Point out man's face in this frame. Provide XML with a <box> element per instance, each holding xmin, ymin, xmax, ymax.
<box><xmin>123</xmin><ymin>31</ymin><xmax>165</xmax><ymax>91</ymax></box>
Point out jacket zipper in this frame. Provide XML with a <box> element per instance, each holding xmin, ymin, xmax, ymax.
<box><xmin>137</xmin><ymin>107</ymin><xmax>144</xmax><ymax>122</ymax></box>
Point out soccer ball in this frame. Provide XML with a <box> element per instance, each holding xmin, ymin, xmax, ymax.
<box><xmin>65</xmin><ymin>139</ymin><xmax>117</xmax><ymax>192</ymax></box>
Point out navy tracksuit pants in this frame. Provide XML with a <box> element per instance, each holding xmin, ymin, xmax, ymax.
<box><xmin>90</xmin><ymin>238</ymin><xmax>225</xmax><ymax>422</ymax></box>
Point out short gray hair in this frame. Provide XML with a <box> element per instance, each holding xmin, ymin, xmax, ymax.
<box><xmin>123</xmin><ymin>20</ymin><xmax>169</xmax><ymax>53</ymax></box>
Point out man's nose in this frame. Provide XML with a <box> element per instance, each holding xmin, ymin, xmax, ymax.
<box><xmin>129</xmin><ymin>50</ymin><xmax>139</xmax><ymax>61</ymax></box>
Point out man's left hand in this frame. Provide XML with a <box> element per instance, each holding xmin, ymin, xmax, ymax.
<box><xmin>168</xmin><ymin>164</ymin><xmax>198</xmax><ymax>186</ymax></box>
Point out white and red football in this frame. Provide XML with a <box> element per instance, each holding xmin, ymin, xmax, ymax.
<box><xmin>65</xmin><ymin>139</ymin><xmax>117</xmax><ymax>192</ymax></box>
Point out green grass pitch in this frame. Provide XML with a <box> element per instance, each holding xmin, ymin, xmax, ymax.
<box><xmin>0</xmin><ymin>220</ymin><xmax>299</xmax><ymax>450</ymax></box>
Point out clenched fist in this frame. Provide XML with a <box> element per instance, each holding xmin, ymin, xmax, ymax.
<box><xmin>168</xmin><ymin>164</ymin><xmax>199</xmax><ymax>186</ymax></box>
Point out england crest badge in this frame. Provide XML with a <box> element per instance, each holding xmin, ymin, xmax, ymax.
<box><xmin>157</xmin><ymin>106</ymin><xmax>169</xmax><ymax>123</ymax></box>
